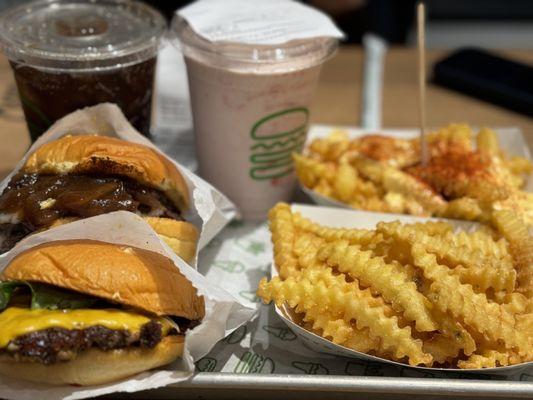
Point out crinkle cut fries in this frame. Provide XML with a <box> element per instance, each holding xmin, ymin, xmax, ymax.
<box><xmin>257</xmin><ymin>203</ymin><xmax>533</xmax><ymax>369</ymax></box>
<box><xmin>295</xmin><ymin>124</ymin><xmax>533</xmax><ymax>227</ymax></box>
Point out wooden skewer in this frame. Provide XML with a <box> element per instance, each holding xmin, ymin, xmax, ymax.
<box><xmin>417</xmin><ymin>2</ymin><xmax>429</xmax><ymax>166</ymax></box>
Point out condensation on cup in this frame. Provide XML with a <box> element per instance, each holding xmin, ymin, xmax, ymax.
<box><xmin>173</xmin><ymin>19</ymin><xmax>338</xmax><ymax>220</ymax></box>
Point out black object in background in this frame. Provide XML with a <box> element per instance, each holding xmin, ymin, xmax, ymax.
<box><xmin>427</xmin><ymin>0</ymin><xmax>533</xmax><ymax>20</ymax></box>
<box><xmin>433</xmin><ymin>48</ymin><xmax>533</xmax><ymax>117</ymax></box>
<box><xmin>320</xmin><ymin>0</ymin><xmax>417</xmax><ymax>44</ymax></box>
<box><xmin>142</xmin><ymin>0</ymin><xmax>190</xmax><ymax>21</ymax></box>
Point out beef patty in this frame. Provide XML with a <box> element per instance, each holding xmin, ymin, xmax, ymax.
<box><xmin>0</xmin><ymin>173</ymin><xmax>183</xmax><ymax>252</ymax></box>
<box><xmin>2</xmin><ymin>320</ymin><xmax>177</xmax><ymax>365</ymax></box>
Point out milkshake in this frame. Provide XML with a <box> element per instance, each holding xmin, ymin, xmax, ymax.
<box><xmin>173</xmin><ymin>21</ymin><xmax>338</xmax><ymax>220</ymax></box>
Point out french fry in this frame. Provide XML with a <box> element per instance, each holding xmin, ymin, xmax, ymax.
<box><xmin>301</xmin><ymin>306</ymin><xmax>352</xmax><ymax>344</ymax></box>
<box><xmin>423</xmin><ymin>307</ymin><xmax>476</xmax><ymax>364</ymax></box>
<box><xmin>492</xmin><ymin>210</ymin><xmax>533</xmax><ymax>298</ymax></box>
<box><xmin>268</xmin><ymin>203</ymin><xmax>299</xmax><ymax>279</ymax></box>
<box><xmin>333</xmin><ymin>163</ymin><xmax>359</xmax><ymax>202</ymax></box>
<box><xmin>293</xmin><ymin>152</ymin><xmax>324</xmax><ymax>188</ymax></box>
<box><xmin>318</xmin><ymin>241</ymin><xmax>436</xmax><ymax>332</ymax></box>
<box><xmin>499</xmin><ymin>292</ymin><xmax>528</xmax><ymax>313</ymax></box>
<box><xmin>452</xmin><ymin>264</ymin><xmax>516</xmax><ymax>293</ymax></box>
<box><xmin>299</xmin><ymin>266</ymin><xmax>401</xmax><ymax>320</ymax></box>
<box><xmin>351</xmin><ymin>156</ymin><xmax>385</xmax><ymax>184</ymax></box>
<box><xmin>258</xmin><ymin>274</ymin><xmax>432</xmax><ymax>366</ymax></box>
<box><xmin>302</xmin><ymin>304</ymin><xmax>381</xmax><ymax>354</ymax></box>
<box><xmin>379</xmin><ymin>221</ymin><xmax>509</xmax><ymax>259</ymax></box>
<box><xmin>294</xmin><ymin>124</ymin><xmax>532</xmax><ymax>227</ymax></box>
<box><xmin>442</xmin><ymin>197</ymin><xmax>485</xmax><ymax>221</ymax></box>
<box><xmin>476</xmin><ymin>127</ymin><xmax>500</xmax><ymax>155</ymax></box>
<box><xmin>457</xmin><ymin>350</ymin><xmax>509</xmax><ymax>369</ymax></box>
<box><xmin>381</xmin><ymin>167</ymin><xmax>447</xmax><ymax>215</ymax></box>
<box><xmin>411</xmin><ymin>245</ymin><xmax>525</xmax><ymax>353</ymax></box>
<box><xmin>428</xmin><ymin>123</ymin><xmax>473</xmax><ymax>151</ymax></box>
<box><xmin>495</xmin><ymin>192</ymin><xmax>533</xmax><ymax>227</ymax></box>
<box><xmin>378</xmin><ymin>222</ymin><xmax>516</xmax><ymax>292</ymax></box>
<box><xmin>292</xmin><ymin>211</ymin><xmax>380</xmax><ymax>248</ymax></box>
<box><xmin>309</xmin><ymin>130</ymin><xmax>350</xmax><ymax>162</ymax></box>
<box><xmin>507</xmin><ymin>156</ymin><xmax>533</xmax><ymax>176</ymax></box>
<box><xmin>293</xmin><ymin>234</ymin><xmax>328</xmax><ymax>277</ymax></box>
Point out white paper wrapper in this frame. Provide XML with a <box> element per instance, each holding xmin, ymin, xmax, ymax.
<box><xmin>177</xmin><ymin>0</ymin><xmax>344</xmax><ymax>45</ymax></box>
<box><xmin>0</xmin><ymin>104</ymin><xmax>256</xmax><ymax>399</ymax></box>
<box><xmin>302</xmin><ymin>125</ymin><xmax>532</xmax><ymax>208</ymax></box>
<box><xmin>270</xmin><ymin>204</ymin><xmax>533</xmax><ymax>375</ymax></box>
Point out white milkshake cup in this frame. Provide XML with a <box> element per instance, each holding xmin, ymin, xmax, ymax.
<box><xmin>172</xmin><ymin>19</ymin><xmax>338</xmax><ymax>220</ymax></box>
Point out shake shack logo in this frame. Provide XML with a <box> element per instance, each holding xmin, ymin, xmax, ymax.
<box><xmin>249</xmin><ymin>107</ymin><xmax>309</xmax><ymax>181</ymax></box>
<box><xmin>234</xmin><ymin>351</ymin><xmax>275</xmax><ymax>374</ymax></box>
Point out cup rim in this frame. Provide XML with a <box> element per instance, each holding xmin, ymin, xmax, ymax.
<box><xmin>170</xmin><ymin>16</ymin><xmax>338</xmax><ymax>72</ymax></box>
<box><xmin>0</xmin><ymin>0</ymin><xmax>166</xmax><ymax>72</ymax></box>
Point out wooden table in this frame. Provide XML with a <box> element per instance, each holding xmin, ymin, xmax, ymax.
<box><xmin>0</xmin><ymin>47</ymin><xmax>532</xmax><ymax>179</ymax></box>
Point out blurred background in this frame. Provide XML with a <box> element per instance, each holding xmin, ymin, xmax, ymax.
<box><xmin>2</xmin><ymin>0</ymin><xmax>531</xmax><ymax>49</ymax></box>
<box><xmin>309</xmin><ymin>0</ymin><xmax>533</xmax><ymax>49</ymax></box>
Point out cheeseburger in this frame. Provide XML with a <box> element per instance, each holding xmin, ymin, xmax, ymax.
<box><xmin>0</xmin><ymin>135</ymin><xmax>198</xmax><ymax>262</ymax></box>
<box><xmin>0</xmin><ymin>240</ymin><xmax>205</xmax><ymax>385</ymax></box>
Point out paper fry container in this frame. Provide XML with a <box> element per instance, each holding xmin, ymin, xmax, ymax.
<box><xmin>0</xmin><ymin>104</ymin><xmax>256</xmax><ymax>399</ymax></box>
<box><xmin>300</xmin><ymin>125</ymin><xmax>533</xmax><ymax>208</ymax></box>
<box><xmin>271</xmin><ymin>204</ymin><xmax>533</xmax><ymax>375</ymax></box>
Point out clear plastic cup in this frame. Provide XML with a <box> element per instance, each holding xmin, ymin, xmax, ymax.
<box><xmin>0</xmin><ymin>0</ymin><xmax>166</xmax><ymax>141</ymax></box>
<box><xmin>172</xmin><ymin>19</ymin><xmax>338</xmax><ymax>220</ymax></box>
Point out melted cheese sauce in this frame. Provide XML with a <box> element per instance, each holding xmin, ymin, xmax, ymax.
<box><xmin>0</xmin><ymin>307</ymin><xmax>173</xmax><ymax>348</ymax></box>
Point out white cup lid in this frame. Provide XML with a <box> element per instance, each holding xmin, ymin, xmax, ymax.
<box><xmin>172</xmin><ymin>18</ymin><xmax>338</xmax><ymax>72</ymax></box>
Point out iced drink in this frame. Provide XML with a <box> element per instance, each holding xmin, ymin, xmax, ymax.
<box><xmin>0</xmin><ymin>0</ymin><xmax>166</xmax><ymax>141</ymax></box>
<box><xmin>174</xmin><ymin>22</ymin><xmax>337</xmax><ymax>220</ymax></box>
<box><xmin>10</xmin><ymin>58</ymin><xmax>156</xmax><ymax>141</ymax></box>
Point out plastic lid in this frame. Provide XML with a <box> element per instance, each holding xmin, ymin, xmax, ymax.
<box><xmin>0</xmin><ymin>0</ymin><xmax>166</xmax><ymax>72</ymax></box>
<box><xmin>171</xmin><ymin>17</ymin><xmax>338</xmax><ymax>73</ymax></box>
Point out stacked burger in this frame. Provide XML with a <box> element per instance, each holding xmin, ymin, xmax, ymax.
<box><xmin>0</xmin><ymin>135</ymin><xmax>199</xmax><ymax>262</ymax></box>
<box><xmin>0</xmin><ymin>240</ymin><xmax>204</xmax><ymax>385</ymax></box>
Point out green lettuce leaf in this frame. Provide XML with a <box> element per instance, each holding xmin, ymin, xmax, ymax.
<box><xmin>0</xmin><ymin>281</ymin><xmax>100</xmax><ymax>311</ymax></box>
<box><xmin>0</xmin><ymin>281</ymin><xmax>22</xmax><ymax>310</ymax></box>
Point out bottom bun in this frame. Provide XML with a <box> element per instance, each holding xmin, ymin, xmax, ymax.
<box><xmin>144</xmin><ymin>217</ymin><xmax>199</xmax><ymax>264</ymax></box>
<box><xmin>0</xmin><ymin>335</ymin><xmax>184</xmax><ymax>386</ymax></box>
<box><xmin>48</xmin><ymin>216</ymin><xmax>199</xmax><ymax>264</ymax></box>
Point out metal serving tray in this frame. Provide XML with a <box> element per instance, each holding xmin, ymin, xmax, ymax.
<box><xmin>118</xmin><ymin>373</ymin><xmax>533</xmax><ymax>399</ymax></box>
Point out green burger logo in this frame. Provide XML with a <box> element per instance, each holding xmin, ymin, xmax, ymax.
<box><xmin>249</xmin><ymin>107</ymin><xmax>309</xmax><ymax>181</ymax></box>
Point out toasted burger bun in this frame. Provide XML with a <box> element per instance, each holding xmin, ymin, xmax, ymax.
<box><xmin>19</xmin><ymin>134</ymin><xmax>199</xmax><ymax>261</ymax></box>
<box><xmin>2</xmin><ymin>240</ymin><xmax>205</xmax><ymax>320</ymax></box>
<box><xmin>23</xmin><ymin>134</ymin><xmax>190</xmax><ymax>212</ymax></box>
<box><xmin>144</xmin><ymin>217</ymin><xmax>199</xmax><ymax>263</ymax></box>
<box><xmin>47</xmin><ymin>216</ymin><xmax>199</xmax><ymax>264</ymax></box>
<box><xmin>0</xmin><ymin>335</ymin><xmax>183</xmax><ymax>386</ymax></box>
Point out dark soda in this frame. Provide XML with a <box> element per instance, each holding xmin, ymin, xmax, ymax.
<box><xmin>11</xmin><ymin>57</ymin><xmax>156</xmax><ymax>140</ymax></box>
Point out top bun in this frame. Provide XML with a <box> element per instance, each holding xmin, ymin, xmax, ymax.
<box><xmin>1</xmin><ymin>240</ymin><xmax>205</xmax><ymax>321</ymax></box>
<box><xmin>23</xmin><ymin>135</ymin><xmax>189</xmax><ymax>211</ymax></box>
